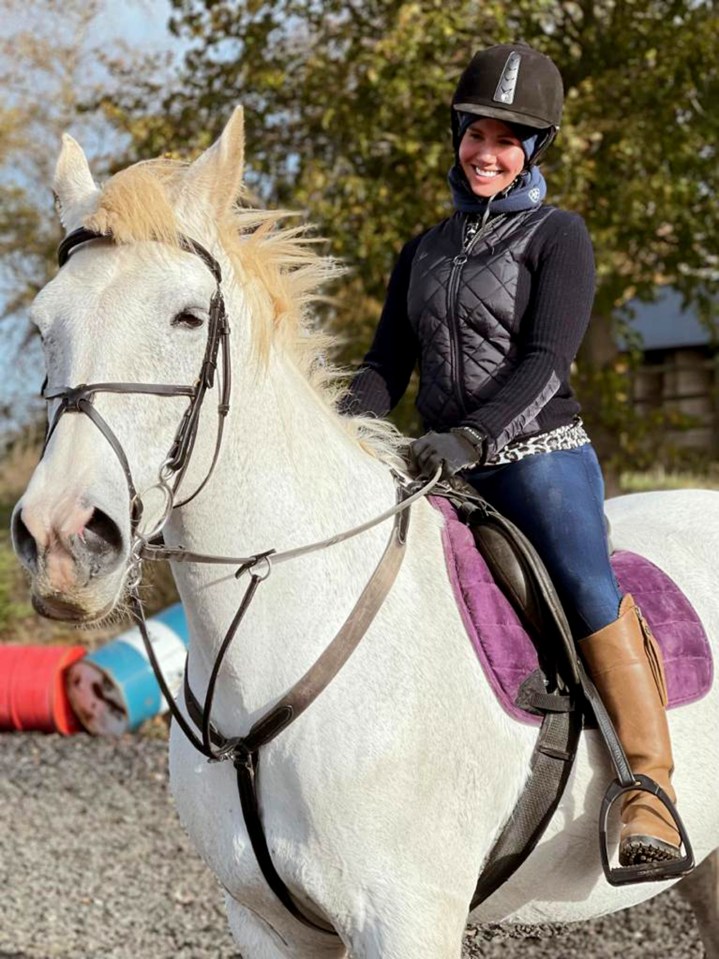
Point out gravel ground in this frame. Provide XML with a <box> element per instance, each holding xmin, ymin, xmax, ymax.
<box><xmin>0</xmin><ymin>733</ymin><xmax>705</xmax><ymax>959</ymax></box>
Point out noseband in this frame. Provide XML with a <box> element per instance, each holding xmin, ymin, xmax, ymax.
<box><xmin>46</xmin><ymin>227</ymin><xmax>231</xmax><ymax>542</ymax></box>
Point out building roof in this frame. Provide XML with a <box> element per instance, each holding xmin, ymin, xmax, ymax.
<box><xmin>621</xmin><ymin>287</ymin><xmax>717</xmax><ymax>351</ymax></box>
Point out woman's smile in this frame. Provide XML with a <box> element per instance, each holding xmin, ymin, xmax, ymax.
<box><xmin>472</xmin><ymin>167</ymin><xmax>501</xmax><ymax>180</ymax></box>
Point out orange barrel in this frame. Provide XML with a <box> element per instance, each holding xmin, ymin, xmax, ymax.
<box><xmin>0</xmin><ymin>645</ymin><xmax>86</xmax><ymax>734</ymax></box>
<box><xmin>53</xmin><ymin>646</ymin><xmax>87</xmax><ymax>734</ymax></box>
<box><xmin>0</xmin><ymin>646</ymin><xmax>26</xmax><ymax>729</ymax></box>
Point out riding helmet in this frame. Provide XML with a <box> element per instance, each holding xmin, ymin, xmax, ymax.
<box><xmin>451</xmin><ymin>42</ymin><xmax>564</xmax><ymax>163</ymax></box>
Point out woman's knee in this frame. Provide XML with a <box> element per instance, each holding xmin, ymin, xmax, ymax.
<box><xmin>564</xmin><ymin>575</ymin><xmax>622</xmax><ymax>636</ymax></box>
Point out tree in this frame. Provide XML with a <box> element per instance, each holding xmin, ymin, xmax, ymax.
<box><xmin>107</xmin><ymin>0</ymin><xmax>719</xmax><ymax>474</ymax></box>
<box><xmin>527</xmin><ymin>0</ymin><xmax>719</xmax><ymax>478</ymax></box>
<box><xmin>0</xmin><ymin>0</ymin><xmax>164</xmax><ymax>441</ymax></box>
<box><xmin>1</xmin><ymin>0</ymin><xmax>105</xmax><ymax>312</ymax></box>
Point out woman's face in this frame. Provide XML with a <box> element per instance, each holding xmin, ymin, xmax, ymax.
<box><xmin>458</xmin><ymin>117</ymin><xmax>526</xmax><ymax>197</ymax></box>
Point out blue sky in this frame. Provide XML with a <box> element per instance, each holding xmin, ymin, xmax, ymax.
<box><xmin>90</xmin><ymin>1</ymin><xmax>176</xmax><ymax>52</ymax></box>
<box><xmin>0</xmin><ymin>0</ymin><xmax>183</xmax><ymax>443</ymax></box>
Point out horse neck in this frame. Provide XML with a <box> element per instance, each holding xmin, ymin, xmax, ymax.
<box><xmin>176</xmin><ymin>343</ymin><xmax>394</xmax><ymax>544</ymax></box>
<box><xmin>165</xmin><ymin>335</ymin><xmax>399</xmax><ymax>714</ymax></box>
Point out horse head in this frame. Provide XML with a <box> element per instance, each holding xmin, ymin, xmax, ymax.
<box><xmin>11</xmin><ymin>109</ymin><xmax>249</xmax><ymax>622</ymax></box>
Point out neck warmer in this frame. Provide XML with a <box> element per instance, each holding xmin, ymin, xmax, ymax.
<box><xmin>447</xmin><ymin>163</ymin><xmax>547</xmax><ymax>215</ymax></box>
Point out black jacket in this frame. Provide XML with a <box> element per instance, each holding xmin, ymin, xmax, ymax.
<box><xmin>343</xmin><ymin>206</ymin><xmax>595</xmax><ymax>458</ymax></box>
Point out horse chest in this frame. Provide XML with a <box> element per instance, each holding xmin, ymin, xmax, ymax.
<box><xmin>168</xmin><ymin>730</ymin><xmax>263</xmax><ymax>893</ymax></box>
<box><xmin>168</xmin><ymin>727</ymin><xmax>332</xmax><ymax>908</ymax></box>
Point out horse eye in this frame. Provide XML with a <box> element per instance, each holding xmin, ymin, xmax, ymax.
<box><xmin>172</xmin><ymin>311</ymin><xmax>204</xmax><ymax>329</ymax></box>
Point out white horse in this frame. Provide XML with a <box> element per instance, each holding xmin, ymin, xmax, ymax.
<box><xmin>12</xmin><ymin>108</ymin><xmax>719</xmax><ymax>958</ymax></box>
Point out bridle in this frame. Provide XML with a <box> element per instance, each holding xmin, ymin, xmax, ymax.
<box><xmin>47</xmin><ymin>227</ymin><xmax>232</xmax><ymax>549</ymax></box>
<box><xmin>45</xmin><ymin>226</ymin><xmax>440</xmax><ymax>935</ymax></box>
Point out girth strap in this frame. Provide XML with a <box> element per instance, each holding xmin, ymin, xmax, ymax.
<box><xmin>450</xmin><ymin>483</ymin><xmax>636</xmax><ymax>782</ymax></box>
<box><xmin>236</xmin><ymin>749</ymin><xmax>334</xmax><ymax>931</ymax></box>
<box><xmin>182</xmin><ymin>494</ymin><xmax>411</xmax><ymax>935</ymax></box>
<box><xmin>439</xmin><ymin>480</ymin><xmax>642</xmax><ymax>904</ymax></box>
<box><xmin>471</xmin><ymin>679</ymin><xmax>581</xmax><ymax>907</ymax></box>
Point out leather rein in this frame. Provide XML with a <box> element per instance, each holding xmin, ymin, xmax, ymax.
<box><xmin>48</xmin><ymin>227</ymin><xmax>439</xmax><ymax>935</ymax></box>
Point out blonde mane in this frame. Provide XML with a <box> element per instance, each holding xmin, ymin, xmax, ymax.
<box><xmin>83</xmin><ymin>159</ymin><xmax>404</xmax><ymax>462</ymax></box>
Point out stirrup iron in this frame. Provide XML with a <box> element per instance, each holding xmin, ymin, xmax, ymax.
<box><xmin>577</xmin><ymin>663</ymin><xmax>694</xmax><ymax>884</ymax></box>
<box><xmin>599</xmin><ymin>774</ymin><xmax>694</xmax><ymax>885</ymax></box>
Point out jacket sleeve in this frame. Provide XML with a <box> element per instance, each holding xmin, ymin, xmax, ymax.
<box><xmin>461</xmin><ymin>212</ymin><xmax>596</xmax><ymax>457</ymax></box>
<box><xmin>339</xmin><ymin>236</ymin><xmax>421</xmax><ymax>418</ymax></box>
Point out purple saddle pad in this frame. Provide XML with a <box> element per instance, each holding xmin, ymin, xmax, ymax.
<box><xmin>431</xmin><ymin>496</ymin><xmax>713</xmax><ymax>726</ymax></box>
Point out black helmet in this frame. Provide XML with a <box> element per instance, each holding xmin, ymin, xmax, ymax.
<box><xmin>451</xmin><ymin>43</ymin><xmax>564</xmax><ymax>162</ymax></box>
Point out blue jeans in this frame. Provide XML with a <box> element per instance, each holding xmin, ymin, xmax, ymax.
<box><xmin>464</xmin><ymin>444</ymin><xmax>622</xmax><ymax>638</ymax></box>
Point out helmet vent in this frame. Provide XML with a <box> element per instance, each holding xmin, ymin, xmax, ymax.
<box><xmin>493</xmin><ymin>52</ymin><xmax>521</xmax><ymax>105</ymax></box>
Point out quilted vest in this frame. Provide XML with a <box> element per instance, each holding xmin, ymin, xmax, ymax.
<box><xmin>408</xmin><ymin>207</ymin><xmax>555</xmax><ymax>431</ymax></box>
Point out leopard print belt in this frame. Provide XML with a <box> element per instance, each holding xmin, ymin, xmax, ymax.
<box><xmin>483</xmin><ymin>418</ymin><xmax>591</xmax><ymax>466</ymax></box>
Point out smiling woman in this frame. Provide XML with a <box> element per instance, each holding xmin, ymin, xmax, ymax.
<box><xmin>340</xmin><ymin>39</ymin><xmax>696</xmax><ymax>874</ymax></box>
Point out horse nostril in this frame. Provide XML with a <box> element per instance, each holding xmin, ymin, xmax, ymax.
<box><xmin>11</xmin><ymin>506</ymin><xmax>39</xmax><ymax>573</ymax></box>
<box><xmin>82</xmin><ymin>508</ymin><xmax>124</xmax><ymax>557</ymax></box>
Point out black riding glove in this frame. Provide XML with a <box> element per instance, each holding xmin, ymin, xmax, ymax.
<box><xmin>409</xmin><ymin>428</ymin><xmax>486</xmax><ymax>479</ymax></box>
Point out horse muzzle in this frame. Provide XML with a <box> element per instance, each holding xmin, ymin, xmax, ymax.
<box><xmin>11</xmin><ymin>496</ymin><xmax>129</xmax><ymax>622</ymax></box>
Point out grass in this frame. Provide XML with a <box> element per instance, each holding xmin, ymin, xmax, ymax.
<box><xmin>621</xmin><ymin>465</ymin><xmax>719</xmax><ymax>493</ymax></box>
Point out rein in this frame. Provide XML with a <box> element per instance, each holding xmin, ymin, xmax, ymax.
<box><xmin>141</xmin><ymin>469</ymin><xmax>439</xmax><ymax>573</ymax></box>
<box><xmin>48</xmin><ymin>226</ymin><xmax>440</xmax><ymax>936</ymax></box>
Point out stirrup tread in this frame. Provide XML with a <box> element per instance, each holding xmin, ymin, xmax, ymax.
<box><xmin>619</xmin><ymin>835</ymin><xmax>682</xmax><ymax>866</ymax></box>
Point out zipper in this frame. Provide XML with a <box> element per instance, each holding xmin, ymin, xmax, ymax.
<box><xmin>446</xmin><ymin>212</ymin><xmax>504</xmax><ymax>414</ymax></box>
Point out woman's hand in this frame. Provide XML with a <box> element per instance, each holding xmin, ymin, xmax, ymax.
<box><xmin>409</xmin><ymin>428</ymin><xmax>485</xmax><ymax>478</ymax></box>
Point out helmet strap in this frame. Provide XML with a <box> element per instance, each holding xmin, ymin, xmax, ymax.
<box><xmin>530</xmin><ymin>127</ymin><xmax>558</xmax><ymax>165</ymax></box>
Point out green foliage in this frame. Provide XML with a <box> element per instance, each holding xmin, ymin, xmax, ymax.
<box><xmin>105</xmin><ymin>1</ymin><xmax>719</xmax><ymax>461</ymax></box>
<box><xmin>0</xmin><ymin>534</ymin><xmax>32</xmax><ymax>632</ymax></box>
<box><xmin>1</xmin><ymin>1</ymin><xmax>95</xmax><ymax>316</ymax></box>
<box><xmin>621</xmin><ymin>466</ymin><xmax>719</xmax><ymax>493</ymax></box>
<box><xmin>0</xmin><ymin>1</ymin><xmax>177</xmax><ymax>441</ymax></box>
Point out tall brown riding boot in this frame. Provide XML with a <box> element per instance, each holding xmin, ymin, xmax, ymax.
<box><xmin>579</xmin><ymin>594</ymin><xmax>682</xmax><ymax>865</ymax></box>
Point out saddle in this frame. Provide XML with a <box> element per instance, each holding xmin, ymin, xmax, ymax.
<box><xmin>429</xmin><ymin>477</ymin><xmax>697</xmax><ymax>898</ymax></box>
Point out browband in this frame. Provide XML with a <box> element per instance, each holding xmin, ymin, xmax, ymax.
<box><xmin>57</xmin><ymin>227</ymin><xmax>222</xmax><ymax>284</ymax></box>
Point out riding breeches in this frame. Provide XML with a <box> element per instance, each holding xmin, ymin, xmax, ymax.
<box><xmin>464</xmin><ymin>443</ymin><xmax>622</xmax><ymax>638</ymax></box>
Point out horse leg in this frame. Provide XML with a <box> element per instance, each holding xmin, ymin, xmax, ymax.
<box><xmin>338</xmin><ymin>897</ymin><xmax>466</xmax><ymax>959</ymax></box>
<box><xmin>224</xmin><ymin>896</ymin><xmax>348</xmax><ymax>959</ymax></box>
<box><xmin>677</xmin><ymin>849</ymin><xmax>719</xmax><ymax>957</ymax></box>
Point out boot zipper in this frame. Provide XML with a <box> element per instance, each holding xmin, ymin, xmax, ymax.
<box><xmin>636</xmin><ymin>604</ymin><xmax>669</xmax><ymax>706</ymax></box>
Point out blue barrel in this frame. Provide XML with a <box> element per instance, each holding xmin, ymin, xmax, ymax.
<box><xmin>65</xmin><ymin>604</ymin><xmax>188</xmax><ymax>735</ymax></box>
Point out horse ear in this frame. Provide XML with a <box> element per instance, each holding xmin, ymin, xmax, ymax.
<box><xmin>185</xmin><ymin>106</ymin><xmax>245</xmax><ymax>217</ymax></box>
<box><xmin>53</xmin><ymin>134</ymin><xmax>100</xmax><ymax>232</ymax></box>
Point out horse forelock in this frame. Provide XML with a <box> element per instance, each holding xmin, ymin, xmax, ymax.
<box><xmin>80</xmin><ymin>156</ymin><xmax>403</xmax><ymax>463</ymax></box>
<box><xmin>83</xmin><ymin>159</ymin><xmax>185</xmax><ymax>247</ymax></box>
